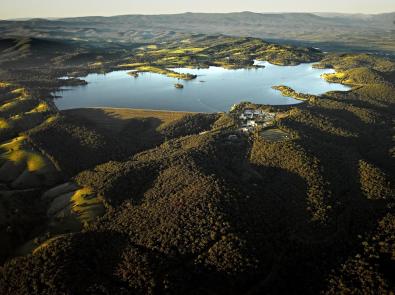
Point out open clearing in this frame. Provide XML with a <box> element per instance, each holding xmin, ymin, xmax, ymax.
<box><xmin>261</xmin><ymin>128</ymin><xmax>290</xmax><ymax>142</ymax></box>
<box><xmin>63</xmin><ymin>108</ymin><xmax>193</xmax><ymax>133</ymax></box>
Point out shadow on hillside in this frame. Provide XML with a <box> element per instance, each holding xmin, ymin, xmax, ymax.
<box><xmin>271</xmin><ymin>105</ymin><xmax>393</xmax><ymax>292</ymax></box>
<box><xmin>63</xmin><ymin>107</ymin><xmax>167</xmax><ymax>160</ymax></box>
<box><xmin>63</xmin><ymin>108</ymin><xmax>164</xmax><ymax>134</ymax></box>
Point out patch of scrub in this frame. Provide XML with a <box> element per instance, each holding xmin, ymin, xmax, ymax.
<box><xmin>45</xmin><ymin>184</ymin><xmax>105</xmax><ymax>231</ymax></box>
<box><xmin>25</xmin><ymin>102</ymin><xmax>50</xmax><ymax>114</ymax></box>
<box><xmin>32</xmin><ymin>235</ymin><xmax>64</xmax><ymax>255</ymax></box>
<box><xmin>272</xmin><ymin>85</ymin><xmax>318</xmax><ymax>102</ymax></box>
<box><xmin>70</xmin><ymin>187</ymin><xmax>105</xmax><ymax>223</ymax></box>
<box><xmin>0</xmin><ymin>82</ymin><xmax>11</xmax><ymax>88</ymax></box>
<box><xmin>130</xmin><ymin>65</ymin><xmax>197</xmax><ymax>80</ymax></box>
<box><xmin>16</xmin><ymin>234</ymin><xmax>67</xmax><ymax>257</ymax></box>
<box><xmin>0</xmin><ymin>136</ymin><xmax>60</xmax><ymax>188</ymax></box>
<box><xmin>11</xmin><ymin>88</ymin><xmax>28</xmax><ymax>99</ymax></box>
<box><xmin>0</xmin><ymin>118</ymin><xmax>11</xmax><ymax>129</ymax></box>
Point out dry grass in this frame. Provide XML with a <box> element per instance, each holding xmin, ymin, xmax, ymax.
<box><xmin>45</xmin><ymin>186</ymin><xmax>105</xmax><ymax>232</ymax></box>
<box><xmin>25</xmin><ymin>102</ymin><xmax>50</xmax><ymax>114</ymax></box>
<box><xmin>70</xmin><ymin>187</ymin><xmax>105</xmax><ymax>223</ymax></box>
<box><xmin>117</xmin><ymin>62</ymin><xmax>147</xmax><ymax>68</ymax></box>
<box><xmin>261</xmin><ymin>128</ymin><xmax>290</xmax><ymax>142</ymax></box>
<box><xmin>0</xmin><ymin>118</ymin><xmax>10</xmax><ymax>129</ymax></box>
<box><xmin>63</xmin><ymin>108</ymin><xmax>192</xmax><ymax>133</ymax></box>
<box><xmin>0</xmin><ymin>82</ymin><xmax>11</xmax><ymax>88</ymax></box>
<box><xmin>11</xmin><ymin>88</ymin><xmax>28</xmax><ymax>98</ymax></box>
<box><xmin>32</xmin><ymin>236</ymin><xmax>64</xmax><ymax>255</ymax></box>
<box><xmin>0</xmin><ymin>136</ymin><xmax>59</xmax><ymax>186</ymax></box>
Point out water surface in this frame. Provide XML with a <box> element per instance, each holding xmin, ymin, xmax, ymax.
<box><xmin>55</xmin><ymin>61</ymin><xmax>350</xmax><ymax>112</ymax></box>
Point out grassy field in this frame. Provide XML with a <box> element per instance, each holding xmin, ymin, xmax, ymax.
<box><xmin>0</xmin><ymin>135</ymin><xmax>60</xmax><ymax>188</ymax></box>
<box><xmin>260</xmin><ymin>128</ymin><xmax>290</xmax><ymax>142</ymax></box>
<box><xmin>46</xmin><ymin>186</ymin><xmax>105</xmax><ymax>231</ymax></box>
<box><xmin>0</xmin><ymin>84</ymin><xmax>60</xmax><ymax>189</ymax></box>
<box><xmin>62</xmin><ymin>108</ymin><xmax>193</xmax><ymax>133</ymax></box>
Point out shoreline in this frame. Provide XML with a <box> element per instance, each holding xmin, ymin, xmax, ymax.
<box><xmin>61</xmin><ymin>106</ymin><xmax>204</xmax><ymax>114</ymax></box>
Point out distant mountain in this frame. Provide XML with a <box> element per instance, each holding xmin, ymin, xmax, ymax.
<box><xmin>0</xmin><ymin>37</ymin><xmax>81</xmax><ymax>67</ymax></box>
<box><xmin>57</xmin><ymin>11</ymin><xmax>395</xmax><ymax>29</ymax></box>
<box><xmin>0</xmin><ymin>12</ymin><xmax>394</xmax><ymax>55</ymax></box>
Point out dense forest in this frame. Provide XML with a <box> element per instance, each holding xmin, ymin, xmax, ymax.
<box><xmin>0</xmin><ymin>34</ymin><xmax>394</xmax><ymax>294</ymax></box>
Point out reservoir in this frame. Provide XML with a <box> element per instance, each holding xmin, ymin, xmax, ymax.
<box><xmin>54</xmin><ymin>61</ymin><xmax>351</xmax><ymax>112</ymax></box>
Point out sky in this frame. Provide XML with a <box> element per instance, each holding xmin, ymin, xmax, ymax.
<box><xmin>1</xmin><ymin>0</ymin><xmax>395</xmax><ymax>19</ymax></box>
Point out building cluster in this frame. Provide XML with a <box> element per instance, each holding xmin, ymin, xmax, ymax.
<box><xmin>238</xmin><ymin>109</ymin><xmax>276</xmax><ymax>133</ymax></box>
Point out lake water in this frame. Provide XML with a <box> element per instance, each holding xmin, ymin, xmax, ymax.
<box><xmin>54</xmin><ymin>61</ymin><xmax>351</xmax><ymax>112</ymax></box>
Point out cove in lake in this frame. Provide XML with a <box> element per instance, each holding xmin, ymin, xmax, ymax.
<box><xmin>54</xmin><ymin>61</ymin><xmax>351</xmax><ymax>113</ymax></box>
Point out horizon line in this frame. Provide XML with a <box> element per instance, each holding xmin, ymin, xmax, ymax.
<box><xmin>4</xmin><ymin>10</ymin><xmax>395</xmax><ymax>21</ymax></box>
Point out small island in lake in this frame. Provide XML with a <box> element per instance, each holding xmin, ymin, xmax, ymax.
<box><xmin>128</xmin><ymin>71</ymin><xmax>139</xmax><ymax>78</ymax></box>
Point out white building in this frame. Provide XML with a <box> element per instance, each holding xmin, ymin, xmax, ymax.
<box><xmin>240</xmin><ymin>127</ymin><xmax>249</xmax><ymax>133</ymax></box>
<box><xmin>239</xmin><ymin>114</ymin><xmax>247</xmax><ymax>120</ymax></box>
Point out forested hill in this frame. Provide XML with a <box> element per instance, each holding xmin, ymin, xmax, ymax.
<box><xmin>0</xmin><ymin>34</ymin><xmax>394</xmax><ymax>293</ymax></box>
<box><xmin>1</xmin><ymin>12</ymin><xmax>394</xmax><ymax>55</ymax></box>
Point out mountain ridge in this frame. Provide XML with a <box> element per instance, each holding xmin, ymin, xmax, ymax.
<box><xmin>1</xmin><ymin>11</ymin><xmax>394</xmax><ymax>56</ymax></box>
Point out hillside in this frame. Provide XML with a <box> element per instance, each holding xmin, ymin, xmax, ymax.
<box><xmin>0</xmin><ymin>34</ymin><xmax>394</xmax><ymax>294</ymax></box>
<box><xmin>1</xmin><ymin>12</ymin><xmax>394</xmax><ymax>55</ymax></box>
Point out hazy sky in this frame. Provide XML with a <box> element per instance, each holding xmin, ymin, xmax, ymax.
<box><xmin>1</xmin><ymin>0</ymin><xmax>395</xmax><ymax>19</ymax></box>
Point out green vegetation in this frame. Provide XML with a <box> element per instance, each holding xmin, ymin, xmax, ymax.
<box><xmin>45</xmin><ymin>185</ymin><xmax>105</xmax><ymax>232</ymax></box>
<box><xmin>358</xmin><ymin>160</ymin><xmax>393</xmax><ymax>200</ymax></box>
<box><xmin>316</xmin><ymin>53</ymin><xmax>395</xmax><ymax>72</ymax></box>
<box><xmin>3</xmin><ymin>12</ymin><xmax>395</xmax><ymax>55</ymax></box>
<box><xmin>322</xmin><ymin>68</ymin><xmax>387</xmax><ymax>85</ymax></box>
<box><xmin>0</xmin><ymin>34</ymin><xmax>394</xmax><ymax>294</ymax></box>
<box><xmin>119</xmin><ymin>36</ymin><xmax>322</xmax><ymax>75</ymax></box>
<box><xmin>0</xmin><ymin>83</ymin><xmax>61</xmax><ymax>264</ymax></box>
<box><xmin>129</xmin><ymin>66</ymin><xmax>197</xmax><ymax>80</ymax></box>
<box><xmin>325</xmin><ymin>214</ymin><xmax>395</xmax><ymax>293</ymax></box>
<box><xmin>0</xmin><ymin>84</ymin><xmax>60</xmax><ymax>189</ymax></box>
<box><xmin>272</xmin><ymin>85</ymin><xmax>318</xmax><ymax>102</ymax></box>
<box><xmin>26</xmin><ymin>108</ymin><xmax>219</xmax><ymax>176</ymax></box>
<box><xmin>0</xmin><ymin>136</ymin><xmax>60</xmax><ymax>188</ymax></box>
<box><xmin>0</xmin><ymin>189</ymin><xmax>46</xmax><ymax>265</ymax></box>
<box><xmin>255</xmin><ymin>44</ymin><xmax>322</xmax><ymax>65</ymax></box>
